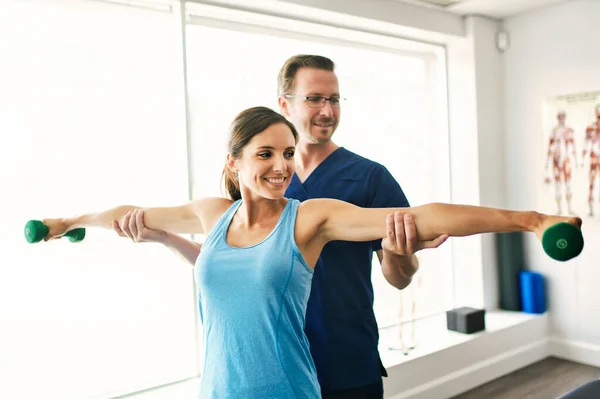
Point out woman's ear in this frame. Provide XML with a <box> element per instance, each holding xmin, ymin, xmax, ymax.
<box><xmin>226</xmin><ymin>153</ymin><xmax>238</xmax><ymax>174</ymax></box>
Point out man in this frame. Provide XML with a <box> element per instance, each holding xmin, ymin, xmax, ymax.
<box><xmin>114</xmin><ymin>54</ymin><xmax>446</xmax><ymax>398</ymax></box>
<box><xmin>275</xmin><ymin>54</ymin><xmax>446</xmax><ymax>398</ymax></box>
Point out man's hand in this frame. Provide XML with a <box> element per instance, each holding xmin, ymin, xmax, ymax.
<box><xmin>112</xmin><ymin>209</ymin><xmax>168</xmax><ymax>244</ymax></box>
<box><xmin>381</xmin><ymin>212</ymin><xmax>448</xmax><ymax>255</ymax></box>
<box><xmin>112</xmin><ymin>209</ymin><xmax>202</xmax><ymax>266</ymax></box>
<box><xmin>378</xmin><ymin>211</ymin><xmax>448</xmax><ymax>290</ymax></box>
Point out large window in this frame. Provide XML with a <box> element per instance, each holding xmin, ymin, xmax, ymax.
<box><xmin>1</xmin><ymin>1</ymin><xmax>453</xmax><ymax>398</ymax></box>
<box><xmin>0</xmin><ymin>2</ymin><xmax>197</xmax><ymax>398</ymax></box>
<box><xmin>184</xmin><ymin>3</ymin><xmax>453</xmax><ymax>329</ymax></box>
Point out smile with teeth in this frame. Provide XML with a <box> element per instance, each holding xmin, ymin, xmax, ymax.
<box><xmin>265</xmin><ymin>177</ymin><xmax>286</xmax><ymax>185</ymax></box>
<box><xmin>314</xmin><ymin>122</ymin><xmax>333</xmax><ymax>127</ymax></box>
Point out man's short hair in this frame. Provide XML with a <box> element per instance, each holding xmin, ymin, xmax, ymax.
<box><xmin>277</xmin><ymin>55</ymin><xmax>335</xmax><ymax>96</ymax></box>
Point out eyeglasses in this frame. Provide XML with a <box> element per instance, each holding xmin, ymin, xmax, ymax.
<box><xmin>284</xmin><ymin>94</ymin><xmax>346</xmax><ymax>109</ymax></box>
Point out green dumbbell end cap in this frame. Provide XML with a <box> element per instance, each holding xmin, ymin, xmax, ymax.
<box><xmin>542</xmin><ymin>222</ymin><xmax>584</xmax><ymax>262</ymax></box>
<box><xmin>66</xmin><ymin>228</ymin><xmax>86</xmax><ymax>243</ymax></box>
<box><xmin>24</xmin><ymin>220</ymin><xmax>48</xmax><ymax>243</ymax></box>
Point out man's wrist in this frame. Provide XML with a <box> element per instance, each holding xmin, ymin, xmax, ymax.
<box><xmin>157</xmin><ymin>231</ymin><xmax>172</xmax><ymax>246</ymax></box>
<box><xmin>382</xmin><ymin>248</ymin><xmax>410</xmax><ymax>260</ymax></box>
<box><xmin>383</xmin><ymin>250</ymin><xmax>418</xmax><ymax>277</ymax></box>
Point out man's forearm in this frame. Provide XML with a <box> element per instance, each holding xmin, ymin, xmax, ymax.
<box><xmin>161</xmin><ymin>233</ymin><xmax>202</xmax><ymax>266</ymax></box>
<box><xmin>381</xmin><ymin>251</ymin><xmax>419</xmax><ymax>290</ymax></box>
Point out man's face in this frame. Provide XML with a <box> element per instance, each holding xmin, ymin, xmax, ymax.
<box><xmin>281</xmin><ymin>67</ymin><xmax>341</xmax><ymax>145</ymax></box>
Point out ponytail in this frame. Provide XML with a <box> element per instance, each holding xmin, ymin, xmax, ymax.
<box><xmin>222</xmin><ymin>164</ymin><xmax>241</xmax><ymax>201</ymax></box>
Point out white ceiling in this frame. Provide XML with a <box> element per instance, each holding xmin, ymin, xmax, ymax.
<box><xmin>401</xmin><ymin>0</ymin><xmax>572</xmax><ymax>19</ymax></box>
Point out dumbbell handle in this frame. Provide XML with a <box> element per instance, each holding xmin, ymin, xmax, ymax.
<box><xmin>24</xmin><ymin>220</ymin><xmax>86</xmax><ymax>243</ymax></box>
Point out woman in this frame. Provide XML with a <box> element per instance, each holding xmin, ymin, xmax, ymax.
<box><xmin>40</xmin><ymin>106</ymin><xmax>581</xmax><ymax>398</ymax></box>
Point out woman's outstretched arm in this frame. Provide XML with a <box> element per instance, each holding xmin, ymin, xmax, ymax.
<box><xmin>39</xmin><ymin>197</ymin><xmax>231</xmax><ymax>241</ymax></box>
<box><xmin>305</xmin><ymin>198</ymin><xmax>581</xmax><ymax>245</ymax></box>
<box><xmin>112</xmin><ymin>209</ymin><xmax>202</xmax><ymax>266</ymax></box>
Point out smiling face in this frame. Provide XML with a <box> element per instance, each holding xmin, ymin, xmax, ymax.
<box><xmin>229</xmin><ymin>122</ymin><xmax>296</xmax><ymax>200</ymax></box>
<box><xmin>280</xmin><ymin>67</ymin><xmax>340</xmax><ymax>145</ymax></box>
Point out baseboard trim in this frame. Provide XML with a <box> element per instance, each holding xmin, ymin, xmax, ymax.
<box><xmin>387</xmin><ymin>339</ymin><xmax>549</xmax><ymax>399</ymax></box>
<box><xmin>550</xmin><ymin>338</ymin><xmax>600</xmax><ymax>368</ymax></box>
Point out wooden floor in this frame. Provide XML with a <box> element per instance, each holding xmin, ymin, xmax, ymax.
<box><xmin>451</xmin><ymin>357</ymin><xmax>600</xmax><ymax>399</ymax></box>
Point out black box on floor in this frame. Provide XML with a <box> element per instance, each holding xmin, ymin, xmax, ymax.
<box><xmin>446</xmin><ymin>307</ymin><xmax>486</xmax><ymax>334</ymax></box>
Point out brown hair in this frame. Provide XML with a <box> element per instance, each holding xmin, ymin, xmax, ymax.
<box><xmin>277</xmin><ymin>54</ymin><xmax>335</xmax><ymax>96</ymax></box>
<box><xmin>222</xmin><ymin>106</ymin><xmax>299</xmax><ymax>200</ymax></box>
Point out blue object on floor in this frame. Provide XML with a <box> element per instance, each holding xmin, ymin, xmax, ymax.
<box><xmin>520</xmin><ymin>271</ymin><xmax>546</xmax><ymax>314</ymax></box>
<box><xmin>558</xmin><ymin>379</ymin><xmax>600</xmax><ymax>398</ymax></box>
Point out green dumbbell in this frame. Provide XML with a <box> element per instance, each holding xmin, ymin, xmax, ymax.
<box><xmin>24</xmin><ymin>220</ymin><xmax>86</xmax><ymax>243</ymax></box>
<box><xmin>541</xmin><ymin>222</ymin><xmax>584</xmax><ymax>262</ymax></box>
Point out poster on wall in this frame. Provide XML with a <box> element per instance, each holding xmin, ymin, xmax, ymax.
<box><xmin>541</xmin><ymin>91</ymin><xmax>600</xmax><ymax>220</ymax></box>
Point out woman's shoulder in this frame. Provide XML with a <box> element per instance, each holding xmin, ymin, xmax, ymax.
<box><xmin>191</xmin><ymin>197</ymin><xmax>234</xmax><ymax>212</ymax></box>
<box><xmin>295</xmin><ymin>198</ymin><xmax>345</xmax><ymax>224</ymax></box>
<box><xmin>191</xmin><ymin>197</ymin><xmax>235</xmax><ymax>227</ymax></box>
<box><xmin>297</xmin><ymin>197</ymin><xmax>344</xmax><ymax>210</ymax></box>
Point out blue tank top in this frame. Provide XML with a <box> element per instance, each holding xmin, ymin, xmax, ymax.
<box><xmin>194</xmin><ymin>199</ymin><xmax>320</xmax><ymax>399</ymax></box>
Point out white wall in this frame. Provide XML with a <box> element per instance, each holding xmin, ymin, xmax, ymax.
<box><xmin>504</xmin><ymin>0</ymin><xmax>600</xmax><ymax>364</ymax></box>
<box><xmin>444</xmin><ymin>24</ymin><xmax>485</xmax><ymax>310</ymax></box>
<box><xmin>194</xmin><ymin>0</ymin><xmax>465</xmax><ymax>46</ymax></box>
<box><xmin>274</xmin><ymin>0</ymin><xmax>464</xmax><ymax>36</ymax></box>
<box><xmin>468</xmin><ymin>16</ymin><xmax>505</xmax><ymax>311</ymax></box>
